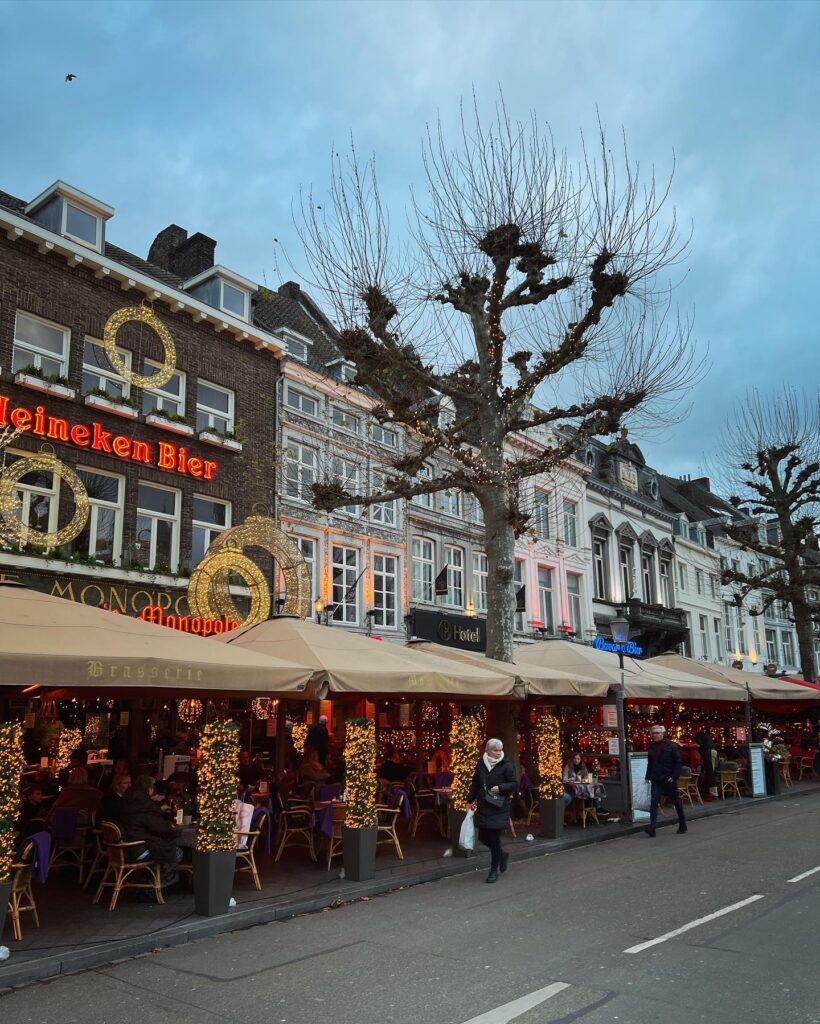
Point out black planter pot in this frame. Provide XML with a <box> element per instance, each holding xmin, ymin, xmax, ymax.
<box><xmin>449</xmin><ymin>808</ymin><xmax>475</xmax><ymax>858</ymax></box>
<box><xmin>539</xmin><ymin>797</ymin><xmax>564</xmax><ymax>839</ymax></box>
<box><xmin>342</xmin><ymin>825</ymin><xmax>377</xmax><ymax>881</ymax></box>
<box><xmin>193</xmin><ymin>849</ymin><xmax>236</xmax><ymax>917</ymax></box>
<box><xmin>0</xmin><ymin>880</ymin><xmax>10</xmax><ymax>942</ymax></box>
<box><xmin>764</xmin><ymin>759</ymin><xmax>781</xmax><ymax>796</ymax></box>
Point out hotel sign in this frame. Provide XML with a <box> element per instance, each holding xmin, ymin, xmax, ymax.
<box><xmin>409</xmin><ymin>607</ymin><xmax>486</xmax><ymax>653</ymax></box>
<box><xmin>0</xmin><ymin>396</ymin><xmax>218</xmax><ymax>480</ymax></box>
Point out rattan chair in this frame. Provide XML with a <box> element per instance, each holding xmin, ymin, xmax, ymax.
<box><xmin>234</xmin><ymin>829</ymin><xmax>262</xmax><ymax>890</ymax></box>
<box><xmin>93</xmin><ymin>821</ymin><xmax>164</xmax><ymax>911</ymax></box>
<box><xmin>796</xmin><ymin>755</ymin><xmax>816</xmax><ymax>781</ymax></box>
<box><xmin>48</xmin><ymin>809</ymin><xmax>92</xmax><ymax>883</ymax></box>
<box><xmin>274</xmin><ymin>798</ymin><xmax>317</xmax><ymax>863</ymax></box>
<box><xmin>780</xmin><ymin>758</ymin><xmax>793</xmax><ymax>788</ymax></box>
<box><xmin>7</xmin><ymin>840</ymin><xmax>39</xmax><ymax>941</ymax></box>
<box><xmin>376</xmin><ymin>792</ymin><xmax>405</xmax><ymax>859</ymax></box>
<box><xmin>718</xmin><ymin>768</ymin><xmax>742</xmax><ymax>800</ymax></box>
<box><xmin>523</xmin><ymin>787</ymin><xmax>541</xmax><ymax>827</ymax></box>
<box><xmin>324</xmin><ymin>803</ymin><xmax>346</xmax><ymax>870</ymax></box>
<box><xmin>83</xmin><ymin>828</ymin><xmax>106</xmax><ymax>889</ymax></box>
<box><xmin>410</xmin><ymin>786</ymin><xmax>445</xmax><ymax>838</ymax></box>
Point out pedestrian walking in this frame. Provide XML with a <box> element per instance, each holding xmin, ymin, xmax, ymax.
<box><xmin>644</xmin><ymin>724</ymin><xmax>687</xmax><ymax>838</ymax></box>
<box><xmin>694</xmin><ymin>731</ymin><xmax>718</xmax><ymax>801</ymax></box>
<box><xmin>467</xmin><ymin>738</ymin><xmax>517</xmax><ymax>883</ymax></box>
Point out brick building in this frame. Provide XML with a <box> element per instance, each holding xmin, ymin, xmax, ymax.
<box><xmin>0</xmin><ymin>179</ymin><xmax>285</xmax><ymax>617</ymax></box>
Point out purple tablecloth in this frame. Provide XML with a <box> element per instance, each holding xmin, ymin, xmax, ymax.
<box><xmin>389</xmin><ymin>788</ymin><xmax>412</xmax><ymax>818</ymax></box>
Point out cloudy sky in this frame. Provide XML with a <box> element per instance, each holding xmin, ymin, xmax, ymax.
<box><xmin>1</xmin><ymin>0</ymin><xmax>817</xmax><ymax>478</ymax></box>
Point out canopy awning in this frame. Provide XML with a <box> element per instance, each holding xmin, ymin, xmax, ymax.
<box><xmin>220</xmin><ymin>616</ymin><xmax>516</xmax><ymax>697</ymax></box>
<box><xmin>0</xmin><ymin>582</ymin><xmax>313</xmax><ymax>694</ymax></box>
<box><xmin>649</xmin><ymin>654</ymin><xmax>820</xmax><ymax>703</ymax></box>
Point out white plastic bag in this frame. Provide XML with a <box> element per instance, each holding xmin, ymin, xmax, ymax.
<box><xmin>458</xmin><ymin>809</ymin><xmax>475</xmax><ymax>851</ymax></box>
<box><xmin>633</xmin><ymin>780</ymin><xmax>652</xmax><ymax>813</ymax></box>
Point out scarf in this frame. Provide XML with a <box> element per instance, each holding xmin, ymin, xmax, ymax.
<box><xmin>483</xmin><ymin>753</ymin><xmax>502</xmax><ymax>774</ymax></box>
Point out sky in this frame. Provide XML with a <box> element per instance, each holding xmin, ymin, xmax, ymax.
<box><xmin>1</xmin><ymin>0</ymin><xmax>818</xmax><ymax>480</ymax></box>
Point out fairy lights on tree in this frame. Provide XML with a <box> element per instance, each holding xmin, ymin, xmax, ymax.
<box><xmin>291</xmin><ymin>722</ymin><xmax>308</xmax><ymax>754</ymax></box>
<box><xmin>450</xmin><ymin>712</ymin><xmax>482</xmax><ymax>811</ymax></box>
<box><xmin>56</xmin><ymin>727</ymin><xmax>83</xmax><ymax>771</ymax></box>
<box><xmin>345</xmin><ymin>718</ymin><xmax>377</xmax><ymax>828</ymax></box>
<box><xmin>0</xmin><ymin>723</ymin><xmax>26</xmax><ymax>881</ymax></box>
<box><xmin>533</xmin><ymin>715</ymin><xmax>563</xmax><ymax>799</ymax></box>
<box><xmin>196</xmin><ymin>721</ymin><xmax>239</xmax><ymax>853</ymax></box>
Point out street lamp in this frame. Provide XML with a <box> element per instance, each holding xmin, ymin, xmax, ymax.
<box><xmin>609</xmin><ymin>612</ymin><xmax>633</xmax><ymax>822</ymax></box>
<box><xmin>314</xmin><ymin>597</ymin><xmax>324</xmax><ymax>624</ymax></box>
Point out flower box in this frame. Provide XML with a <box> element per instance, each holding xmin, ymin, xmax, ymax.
<box><xmin>145</xmin><ymin>413</ymin><xmax>194</xmax><ymax>436</ymax></box>
<box><xmin>15</xmin><ymin>372</ymin><xmax>75</xmax><ymax>401</ymax></box>
<box><xmin>84</xmin><ymin>393</ymin><xmax>139</xmax><ymax>420</ymax></box>
<box><xmin>198</xmin><ymin>430</ymin><xmax>243</xmax><ymax>452</ymax></box>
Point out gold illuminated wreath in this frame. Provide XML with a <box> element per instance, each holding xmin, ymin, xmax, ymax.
<box><xmin>0</xmin><ymin>450</ymin><xmax>90</xmax><ymax>547</ymax></box>
<box><xmin>187</xmin><ymin>514</ymin><xmax>312</xmax><ymax>628</ymax></box>
<box><xmin>103</xmin><ymin>305</ymin><xmax>177</xmax><ymax>390</ymax></box>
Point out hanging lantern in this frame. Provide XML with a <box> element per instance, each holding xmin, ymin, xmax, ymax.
<box><xmin>177</xmin><ymin>698</ymin><xmax>203</xmax><ymax>724</ymax></box>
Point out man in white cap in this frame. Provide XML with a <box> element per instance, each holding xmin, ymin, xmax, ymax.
<box><xmin>644</xmin><ymin>724</ymin><xmax>687</xmax><ymax>837</ymax></box>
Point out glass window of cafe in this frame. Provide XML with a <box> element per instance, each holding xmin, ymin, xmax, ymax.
<box><xmin>135</xmin><ymin>482</ymin><xmax>180</xmax><ymax>572</ymax></box>
<box><xmin>191</xmin><ymin>496</ymin><xmax>231</xmax><ymax>568</ymax></box>
<box><xmin>71</xmin><ymin>468</ymin><xmax>125</xmax><ymax>563</ymax></box>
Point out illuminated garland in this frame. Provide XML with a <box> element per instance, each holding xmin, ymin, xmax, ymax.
<box><xmin>450</xmin><ymin>712</ymin><xmax>482</xmax><ymax>811</ymax></box>
<box><xmin>345</xmin><ymin>718</ymin><xmax>377</xmax><ymax>828</ymax></box>
<box><xmin>56</xmin><ymin>727</ymin><xmax>83</xmax><ymax>771</ymax></box>
<box><xmin>251</xmin><ymin>697</ymin><xmax>277</xmax><ymax>721</ymax></box>
<box><xmin>0</xmin><ymin>451</ymin><xmax>89</xmax><ymax>547</ymax></box>
<box><xmin>103</xmin><ymin>305</ymin><xmax>177</xmax><ymax>389</ymax></box>
<box><xmin>291</xmin><ymin>722</ymin><xmax>308</xmax><ymax>754</ymax></box>
<box><xmin>0</xmin><ymin>723</ymin><xmax>26</xmax><ymax>881</ymax></box>
<box><xmin>533</xmin><ymin>715</ymin><xmax>564</xmax><ymax>799</ymax></box>
<box><xmin>84</xmin><ymin>714</ymin><xmax>102</xmax><ymax>745</ymax></box>
<box><xmin>177</xmin><ymin>698</ymin><xmax>203</xmax><ymax>724</ymax></box>
<box><xmin>196</xmin><ymin>721</ymin><xmax>239</xmax><ymax>852</ymax></box>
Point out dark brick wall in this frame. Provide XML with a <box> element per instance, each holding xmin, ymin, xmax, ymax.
<box><xmin>0</xmin><ymin>234</ymin><xmax>279</xmax><ymax>580</ymax></box>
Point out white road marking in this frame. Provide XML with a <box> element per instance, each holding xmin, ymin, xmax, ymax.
<box><xmin>459</xmin><ymin>981</ymin><xmax>570</xmax><ymax>1024</ymax></box>
<box><xmin>623</xmin><ymin>895</ymin><xmax>766</xmax><ymax>954</ymax></box>
<box><xmin>787</xmin><ymin>866</ymin><xmax>820</xmax><ymax>883</ymax></box>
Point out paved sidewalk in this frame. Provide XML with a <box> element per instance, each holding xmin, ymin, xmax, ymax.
<box><xmin>2</xmin><ymin>782</ymin><xmax>817</xmax><ymax>990</ymax></box>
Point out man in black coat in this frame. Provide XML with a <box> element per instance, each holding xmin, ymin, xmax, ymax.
<box><xmin>306</xmin><ymin>716</ymin><xmax>329</xmax><ymax>765</ymax></box>
<box><xmin>644</xmin><ymin>725</ymin><xmax>687</xmax><ymax>837</ymax></box>
<box><xmin>120</xmin><ymin>776</ymin><xmax>183</xmax><ymax>884</ymax></box>
<box><xmin>467</xmin><ymin>738</ymin><xmax>517</xmax><ymax>883</ymax></box>
<box><xmin>97</xmin><ymin>772</ymin><xmax>131</xmax><ymax>827</ymax></box>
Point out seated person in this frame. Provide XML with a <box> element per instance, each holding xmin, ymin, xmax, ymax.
<box><xmin>379</xmin><ymin>745</ymin><xmax>411</xmax><ymax>783</ymax></box>
<box><xmin>58</xmin><ymin>749</ymin><xmax>87</xmax><ymax>787</ymax></box>
<box><xmin>563</xmin><ymin>752</ymin><xmax>587</xmax><ymax>781</ymax></box>
<box><xmin>47</xmin><ymin>767</ymin><xmax>102</xmax><ymax>823</ymax></box>
<box><xmin>298</xmin><ymin>748</ymin><xmax>330</xmax><ymax>787</ymax></box>
<box><xmin>431</xmin><ymin>742</ymin><xmax>452</xmax><ymax>772</ymax></box>
<box><xmin>33</xmin><ymin>767</ymin><xmax>59</xmax><ymax>798</ymax></box>
<box><xmin>16</xmin><ymin>785</ymin><xmax>49</xmax><ymax>838</ymax></box>
<box><xmin>120</xmin><ymin>775</ymin><xmax>183</xmax><ymax>885</ymax></box>
<box><xmin>97</xmin><ymin>772</ymin><xmax>131</xmax><ymax>826</ymax></box>
<box><xmin>238</xmin><ymin>751</ymin><xmax>262</xmax><ymax>789</ymax></box>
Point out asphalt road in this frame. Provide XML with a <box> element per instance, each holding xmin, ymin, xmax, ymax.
<box><xmin>3</xmin><ymin>792</ymin><xmax>820</xmax><ymax>1024</ymax></box>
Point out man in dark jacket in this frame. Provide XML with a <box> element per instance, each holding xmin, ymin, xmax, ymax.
<box><xmin>306</xmin><ymin>716</ymin><xmax>329</xmax><ymax>765</ymax></box>
<box><xmin>97</xmin><ymin>772</ymin><xmax>131</xmax><ymax>827</ymax></box>
<box><xmin>644</xmin><ymin>725</ymin><xmax>687</xmax><ymax>837</ymax></box>
<box><xmin>467</xmin><ymin>738</ymin><xmax>517</xmax><ymax>883</ymax></box>
<box><xmin>120</xmin><ymin>776</ymin><xmax>183</xmax><ymax>884</ymax></box>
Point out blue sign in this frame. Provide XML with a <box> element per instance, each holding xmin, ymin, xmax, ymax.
<box><xmin>594</xmin><ymin>636</ymin><xmax>644</xmax><ymax>656</ymax></box>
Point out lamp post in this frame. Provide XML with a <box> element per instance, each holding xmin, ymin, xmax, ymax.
<box><xmin>314</xmin><ymin>598</ymin><xmax>324</xmax><ymax>624</ymax></box>
<box><xmin>610</xmin><ymin>612</ymin><xmax>633</xmax><ymax>821</ymax></box>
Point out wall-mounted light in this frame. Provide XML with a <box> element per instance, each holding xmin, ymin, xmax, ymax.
<box><xmin>314</xmin><ymin>597</ymin><xmax>325</xmax><ymax>623</ymax></box>
<box><xmin>465</xmin><ymin>600</ymin><xmax>476</xmax><ymax>618</ymax></box>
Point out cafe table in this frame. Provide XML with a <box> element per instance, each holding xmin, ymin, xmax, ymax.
<box><xmin>564</xmin><ymin>779</ymin><xmax>606</xmax><ymax>828</ymax></box>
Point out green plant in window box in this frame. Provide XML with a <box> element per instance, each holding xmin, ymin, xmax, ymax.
<box><xmin>148</xmin><ymin>406</ymin><xmax>189</xmax><ymax>425</ymax></box>
<box><xmin>47</xmin><ymin>373</ymin><xmax>71</xmax><ymax>388</ymax></box>
<box><xmin>89</xmin><ymin>386</ymin><xmax>137</xmax><ymax>409</ymax></box>
<box><xmin>18</xmin><ymin>364</ymin><xmax>45</xmax><ymax>380</ymax></box>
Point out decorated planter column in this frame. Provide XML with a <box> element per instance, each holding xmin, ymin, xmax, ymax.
<box><xmin>193</xmin><ymin>721</ymin><xmax>239</xmax><ymax>916</ymax></box>
<box><xmin>534</xmin><ymin>714</ymin><xmax>564</xmax><ymax>840</ymax></box>
<box><xmin>449</xmin><ymin>712</ymin><xmax>482</xmax><ymax>857</ymax></box>
<box><xmin>0</xmin><ymin>723</ymin><xmax>26</xmax><ymax>953</ymax></box>
<box><xmin>342</xmin><ymin>718</ymin><xmax>378</xmax><ymax>881</ymax></box>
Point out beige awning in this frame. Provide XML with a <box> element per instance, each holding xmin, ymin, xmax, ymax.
<box><xmin>648</xmin><ymin>653</ymin><xmax>820</xmax><ymax>702</ymax></box>
<box><xmin>407</xmin><ymin>641</ymin><xmax>610</xmax><ymax>697</ymax></box>
<box><xmin>220</xmin><ymin>616</ymin><xmax>515</xmax><ymax>697</ymax></box>
<box><xmin>515</xmin><ymin>639</ymin><xmax>748</xmax><ymax>702</ymax></box>
<box><xmin>0</xmin><ymin>582</ymin><xmax>313</xmax><ymax>694</ymax></box>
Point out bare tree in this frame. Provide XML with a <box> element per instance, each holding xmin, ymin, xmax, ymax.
<box><xmin>297</xmin><ymin>98</ymin><xmax>702</xmax><ymax>664</ymax></box>
<box><xmin>718</xmin><ymin>388</ymin><xmax>820</xmax><ymax>681</ymax></box>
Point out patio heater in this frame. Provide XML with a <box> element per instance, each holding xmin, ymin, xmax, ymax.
<box><xmin>610</xmin><ymin>611</ymin><xmax>633</xmax><ymax>822</ymax></box>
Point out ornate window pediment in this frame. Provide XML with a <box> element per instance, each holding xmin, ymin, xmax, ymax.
<box><xmin>615</xmin><ymin>522</ymin><xmax>639</xmax><ymax>544</ymax></box>
<box><xmin>639</xmin><ymin>530</ymin><xmax>658</xmax><ymax>549</ymax></box>
<box><xmin>589</xmin><ymin>512</ymin><xmax>612</xmax><ymax>534</ymax></box>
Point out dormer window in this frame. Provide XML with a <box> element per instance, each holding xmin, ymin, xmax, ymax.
<box><xmin>326</xmin><ymin>359</ymin><xmax>356</xmax><ymax>383</ymax></box>
<box><xmin>182</xmin><ymin>266</ymin><xmax>256</xmax><ymax>324</ymax></box>
<box><xmin>25</xmin><ymin>180</ymin><xmax>113</xmax><ymax>254</ymax></box>
<box><xmin>221</xmin><ymin>280</ymin><xmax>247</xmax><ymax>318</ymax></box>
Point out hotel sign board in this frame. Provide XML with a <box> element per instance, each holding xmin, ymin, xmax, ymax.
<box><xmin>409</xmin><ymin>607</ymin><xmax>486</xmax><ymax>652</ymax></box>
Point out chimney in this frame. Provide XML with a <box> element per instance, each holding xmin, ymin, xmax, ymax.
<box><xmin>167</xmin><ymin>232</ymin><xmax>217</xmax><ymax>279</ymax></box>
<box><xmin>147</xmin><ymin>225</ymin><xmax>188</xmax><ymax>271</ymax></box>
<box><xmin>278</xmin><ymin>281</ymin><xmax>302</xmax><ymax>301</ymax></box>
<box><xmin>689</xmin><ymin>477</ymin><xmax>711</xmax><ymax>491</ymax></box>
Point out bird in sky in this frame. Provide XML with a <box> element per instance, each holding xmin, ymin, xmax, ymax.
<box><xmin>65</xmin><ymin>73</ymin><xmax>77</xmax><ymax>82</ymax></box>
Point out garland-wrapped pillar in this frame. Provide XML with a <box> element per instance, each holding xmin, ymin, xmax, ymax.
<box><xmin>342</xmin><ymin>718</ymin><xmax>377</xmax><ymax>881</ymax></box>
<box><xmin>448</xmin><ymin>711</ymin><xmax>482</xmax><ymax>856</ymax></box>
<box><xmin>0</xmin><ymin>723</ymin><xmax>26</xmax><ymax>951</ymax></box>
<box><xmin>193</xmin><ymin>721</ymin><xmax>239</xmax><ymax>916</ymax></box>
<box><xmin>533</xmin><ymin>714</ymin><xmax>564</xmax><ymax>838</ymax></box>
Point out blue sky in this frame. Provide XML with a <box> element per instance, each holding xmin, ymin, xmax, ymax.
<box><xmin>1</xmin><ymin>0</ymin><xmax>818</xmax><ymax>479</ymax></box>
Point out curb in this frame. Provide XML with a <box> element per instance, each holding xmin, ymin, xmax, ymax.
<box><xmin>2</xmin><ymin>783</ymin><xmax>818</xmax><ymax>991</ymax></box>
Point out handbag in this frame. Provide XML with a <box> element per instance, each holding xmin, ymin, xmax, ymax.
<box><xmin>483</xmin><ymin>788</ymin><xmax>506</xmax><ymax>809</ymax></box>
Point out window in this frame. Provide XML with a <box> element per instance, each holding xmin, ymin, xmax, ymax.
<box><xmin>473</xmin><ymin>552</ymin><xmax>488</xmax><ymax>612</ymax></box>
<box><xmin>220</xmin><ymin>280</ymin><xmax>248</xmax><ymax>319</ymax></box>
<box><xmin>699</xmin><ymin>615</ymin><xmax>709</xmax><ymax>659</ymax></box>
<box><xmin>331</xmin><ymin>545</ymin><xmax>360</xmax><ymax>624</ymax></box>
<box><xmin>470</xmin><ymin>497</ymin><xmax>484</xmax><ymax>525</ymax></box>
<box><xmin>13</xmin><ymin>312</ymin><xmax>69</xmax><ymax>379</ymax></box>
<box><xmin>3</xmin><ymin>452</ymin><xmax>58</xmax><ymax>538</ymax></box>
<box><xmin>723</xmin><ymin>603</ymin><xmax>734</xmax><ymax>657</ymax></box>
<box><xmin>143</xmin><ymin>360</ymin><xmax>185</xmax><ymax>419</ymax></box>
<box><xmin>370</xmin><ymin>470</ymin><xmax>396</xmax><ymax>527</ymax></box>
<box><xmin>765</xmin><ymin>628</ymin><xmax>778</xmax><ymax>665</ymax></box>
<box><xmin>440</xmin><ymin>489</ymin><xmax>461</xmax><ymax>518</ymax></box>
<box><xmin>710</xmin><ymin>574</ymin><xmax>718</xmax><ymax>600</ymax></box>
<box><xmin>64</xmin><ymin>202</ymin><xmax>101</xmax><ymax>248</ymax></box>
<box><xmin>285</xmin><ymin>386</ymin><xmax>318</xmax><ymax>417</ymax></box>
<box><xmin>135</xmin><ymin>483</ymin><xmax>180</xmax><ymax>572</ymax></box>
<box><xmin>439</xmin><ymin>399</ymin><xmax>455</xmax><ymax>430</ymax></box>
<box><xmin>735</xmin><ymin>605</ymin><xmax>747</xmax><ymax>655</ymax></box>
<box><xmin>412</xmin><ymin>465</ymin><xmax>433</xmax><ymax>508</ymax></box>
<box><xmin>713</xmin><ymin>617</ymin><xmax>723</xmax><ymax>660</ymax></box>
<box><xmin>196</xmin><ymin>381</ymin><xmax>234</xmax><ymax>434</ymax></box>
<box><xmin>286</xmin><ymin>338</ymin><xmax>308</xmax><ymax>362</ymax></box>
<box><xmin>781</xmin><ymin>631</ymin><xmax>795</xmax><ymax>667</ymax></box>
<box><xmin>284</xmin><ymin>442</ymin><xmax>317</xmax><ymax>501</ymax></box>
<box><xmin>71</xmin><ymin>469</ymin><xmax>124</xmax><ymax>563</ymax></box>
<box><xmin>191</xmin><ymin>496</ymin><xmax>231</xmax><ymax>568</ymax></box>
<box><xmin>331</xmin><ymin>407</ymin><xmax>360</xmax><ymax>433</ymax></box>
<box><xmin>371</xmin><ymin>423</ymin><xmax>398</xmax><ymax>448</ymax></box>
<box><xmin>444</xmin><ymin>545</ymin><xmax>464</xmax><ymax>608</ymax></box>
<box><xmin>562</xmin><ymin>500</ymin><xmax>578</xmax><ymax>547</ymax></box>
<box><xmin>514</xmin><ymin>560</ymin><xmax>526</xmax><ymax>632</ymax></box>
<box><xmin>696</xmin><ymin>569</ymin><xmax>703</xmax><ymax>596</ymax></box>
<box><xmin>412</xmin><ymin>538</ymin><xmax>435</xmax><ymax>602</ymax></box>
<box><xmin>295</xmin><ymin>537</ymin><xmax>317</xmax><ymax>607</ymax></box>
<box><xmin>82</xmin><ymin>337</ymin><xmax>130</xmax><ymax>400</ymax></box>
<box><xmin>567</xmin><ymin>574</ymin><xmax>583</xmax><ymax>636</ymax></box>
<box><xmin>619</xmin><ymin>545</ymin><xmax>634</xmax><ymax>600</ymax></box>
<box><xmin>537</xmin><ymin>567</ymin><xmax>555</xmax><ymax>633</ymax></box>
<box><xmin>373</xmin><ymin>553</ymin><xmax>398</xmax><ymax>628</ymax></box>
<box><xmin>533</xmin><ymin>491</ymin><xmax>550</xmax><ymax>538</ymax></box>
<box><xmin>593</xmin><ymin>538</ymin><xmax>608</xmax><ymax>601</ymax></box>
<box><xmin>332</xmin><ymin>457</ymin><xmax>360</xmax><ymax>515</ymax></box>
<box><xmin>678</xmin><ymin>564</ymin><xmax>687</xmax><ymax>592</ymax></box>
<box><xmin>660</xmin><ymin>560</ymin><xmax>673</xmax><ymax>607</ymax></box>
<box><xmin>641</xmin><ymin>552</ymin><xmax>655</xmax><ymax>603</ymax></box>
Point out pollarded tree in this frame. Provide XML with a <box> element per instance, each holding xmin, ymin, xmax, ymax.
<box><xmin>719</xmin><ymin>388</ymin><xmax>820</xmax><ymax>682</ymax></box>
<box><xmin>298</xmin><ymin>101</ymin><xmax>701</xmax><ymax>664</ymax></box>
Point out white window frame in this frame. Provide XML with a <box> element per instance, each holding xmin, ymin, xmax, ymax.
<box><xmin>567</xmin><ymin>573</ymin><xmax>583</xmax><ymax>636</ymax></box>
<box><xmin>191</xmin><ymin>494</ymin><xmax>231</xmax><ymax>568</ymax></box>
<box><xmin>331</xmin><ymin>406</ymin><xmax>360</xmax><ymax>433</ymax></box>
<box><xmin>284</xmin><ymin>442</ymin><xmax>317</xmax><ymax>502</ymax></box>
<box><xmin>440</xmin><ymin>489</ymin><xmax>461</xmax><ymax>518</ymax></box>
<box><xmin>562</xmin><ymin>499</ymin><xmax>578</xmax><ymax>547</ymax></box>
<box><xmin>284</xmin><ymin>386</ymin><xmax>319</xmax><ymax>418</ymax></box>
<box><xmin>765</xmin><ymin>627</ymin><xmax>778</xmax><ymax>665</ymax></box>
<box><xmin>620</xmin><ymin>545</ymin><xmax>634</xmax><ymax>600</ymax></box>
<box><xmin>196</xmin><ymin>380</ymin><xmax>235</xmax><ymax>434</ymax></box>
<box><xmin>678</xmin><ymin>563</ymin><xmax>687</xmax><ymax>591</ymax></box>
<box><xmin>533</xmin><ymin>491</ymin><xmax>550</xmax><ymax>538</ymax></box>
<box><xmin>438</xmin><ymin>398</ymin><xmax>456</xmax><ymax>430</ymax></box>
<box><xmin>331</xmin><ymin>544</ymin><xmax>360</xmax><ymax>624</ymax></box>
<box><xmin>444</xmin><ymin>544</ymin><xmax>464</xmax><ymax>608</ymax></box>
<box><xmin>373</xmin><ymin>553</ymin><xmax>398</xmax><ymax>628</ymax></box>
<box><xmin>135</xmin><ymin>482</ymin><xmax>180</xmax><ymax>573</ymax></box>
<box><xmin>713</xmin><ymin>617</ymin><xmax>723</xmax><ymax>660</ymax></box>
<box><xmin>641</xmin><ymin>551</ymin><xmax>655</xmax><ymax>603</ymax></box>
<box><xmin>412</xmin><ymin>537</ymin><xmax>435</xmax><ymax>603</ymax></box>
<box><xmin>4</xmin><ymin>449</ymin><xmax>60</xmax><ymax>539</ymax></box>
<box><xmin>74</xmin><ymin>467</ymin><xmax>124</xmax><ymax>564</ymax></box>
<box><xmin>143</xmin><ymin>358</ymin><xmax>186</xmax><ymax>419</ymax></box>
<box><xmin>698</xmin><ymin>614</ymin><xmax>709</xmax><ymax>659</ymax></box>
<box><xmin>412</xmin><ymin>466</ymin><xmax>433</xmax><ymax>508</ymax></box>
<box><xmin>81</xmin><ymin>336</ymin><xmax>131</xmax><ymax>399</ymax></box>
<box><xmin>13</xmin><ymin>311</ymin><xmax>70</xmax><ymax>379</ymax></box>
<box><xmin>593</xmin><ymin>537</ymin><xmax>608</xmax><ymax>601</ymax></box>
<box><xmin>660</xmin><ymin>559</ymin><xmax>673</xmax><ymax>607</ymax></box>
<box><xmin>724</xmin><ymin>603</ymin><xmax>734</xmax><ymax>657</ymax></box>
<box><xmin>370</xmin><ymin>470</ymin><xmax>396</xmax><ymax>527</ymax></box>
<box><xmin>219</xmin><ymin>279</ymin><xmax>249</xmax><ymax>320</ymax></box>
<box><xmin>472</xmin><ymin>552</ymin><xmax>488</xmax><ymax>613</ymax></box>
<box><xmin>537</xmin><ymin>566</ymin><xmax>555</xmax><ymax>633</ymax></box>
<box><xmin>332</xmin><ymin>456</ymin><xmax>360</xmax><ymax>515</ymax></box>
<box><xmin>735</xmin><ymin>605</ymin><xmax>747</xmax><ymax>655</ymax></box>
<box><xmin>371</xmin><ymin>422</ymin><xmax>398</xmax><ymax>448</ymax></box>
<box><xmin>514</xmin><ymin>559</ymin><xmax>526</xmax><ymax>631</ymax></box>
<box><xmin>781</xmin><ymin>631</ymin><xmax>795</xmax><ymax>667</ymax></box>
<box><xmin>295</xmin><ymin>536</ymin><xmax>318</xmax><ymax>609</ymax></box>
<box><xmin>62</xmin><ymin>200</ymin><xmax>102</xmax><ymax>251</ymax></box>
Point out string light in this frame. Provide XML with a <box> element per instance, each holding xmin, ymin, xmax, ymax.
<box><xmin>450</xmin><ymin>712</ymin><xmax>482</xmax><ymax>811</ymax></box>
<box><xmin>56</xmin><ymin>727</ymin><xmax>83</xmax><ymax>771</ymax></box>
<box><xmin>197</xmin><ymin>721</ymin><xmax>240</xmax><ymax>852</ymax></box>
<box><xmin>291</xmin><ymin>722</ymin><xmax>308</xmax><ymax>754</ymax></box>
<box><xmin>0</xmin><ymin>450</ymin><xmax>89</xmax><ymax>547</ymax></box>
<box><xmin>177</xmin><ymin>698</ymin><xmax>203</xmax><ymax>724</ymax></box>
<box><xmin>84</xmin><ymin>714</ymin><xmax>103</xmax><ymax>745</ymax></box>
<box><xmin>345</xmin><ymin>718</ymin><xmax>377</xmax><ymax>828</ymax></box>
<box><xmin>0</xmin><ymin>723</ymin><xmax>26</xmax><ymax>881</ymax></box>
<box><xmin>103</xmin><ymin>305</ymin><xmax>177</xmax><ymax>390</ymax></box>
<box><xmin>533</xmin><ymin>714</ymin><xmax>563</xmax><ymax>799</ymax></box>
<box><xmin>251</xmin><ymin>697</ymin><xmax>277</xmax><ymax>721</ymax></box>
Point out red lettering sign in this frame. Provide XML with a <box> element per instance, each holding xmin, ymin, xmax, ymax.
<box><xmin>139</xmin><ymin>606</ymin><xmax>239</xmax><ymax>634</ymax></box>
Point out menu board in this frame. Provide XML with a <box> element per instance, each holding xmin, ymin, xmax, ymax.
<box><xmin>629</xmin><ymin>752</ymin><xmax>649</xmax><ymax>822</ymax></box>
<box><xmin>749</xmin><ymin>743</ymin><xmax>766</xmax><ymax>797</ymax></box>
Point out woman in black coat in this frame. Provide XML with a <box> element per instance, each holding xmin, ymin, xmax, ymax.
<box><xmin>467</xmin><ymin>738</ymin><xmax>517</xmax><ymax>883</ymax></box>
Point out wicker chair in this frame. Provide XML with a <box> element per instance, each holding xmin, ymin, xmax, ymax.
<box><xmin>93</xmin><ymin>821</ymin><xmax>164</xmax><ymax>911</ymax></box>
<box><xmin>780</xmin><ymin>757</ymin><xmax>793</xmax><ymax>788</ymax></box>
<box><xmin>718</xmin><ymin>767</ymin><xmax>742</xmax><ymax>800</ymax></box>
<box><xmin>376</xmin><ymin>792</ymin><xmax>405</xmax><ymax>860</ymax></box>
<box><xmin>48</xmin><ymin>808</ymin><xmax>92</xmax><ymax>883</ymax></box>
<box><xmin>410</xmin><ymin>785</ymin><xmax>445</xmax><ymax>838</ymax></box>
<box><xmin>234</xmin><ymin>829</ymin><xmax>262</xmax><ymax>890</ymax></box>
<box><xmin>274</xmin><ymin>796</ymin><xmax>317</xmax><ymax>863</ymax></box>
<box><xmin>324</xmin><ymin>803</ymin><xmax>346</xmax><ymax>870</ymax></box>
<box><xmin>7</xmin><ymin>840</ymin><xmax>39</xmax><ymax>941</ymax></box>
<box><xmin>83</xmin><ymin>828</ymin><xmax>106</xmax><ymax>890</ymax></box>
